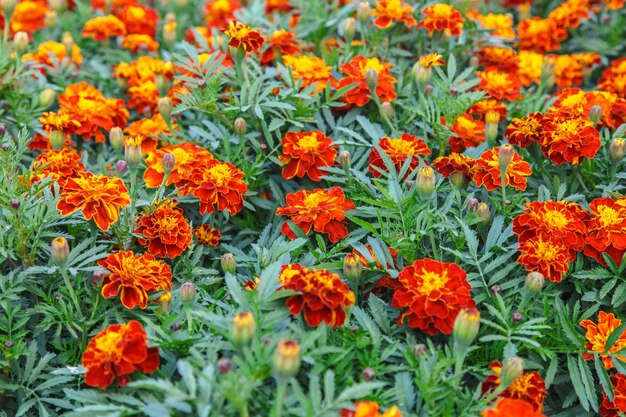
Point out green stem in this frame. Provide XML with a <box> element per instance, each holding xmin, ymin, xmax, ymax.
<box><xmin>60</xmin><ymin>268</ymin><xmax>83</xmax><ymax>320</ymax></box>
<box><xmin>272</xmin><ymin>380</ymin><xmax>288</xmax><ymax>417</ymax></box>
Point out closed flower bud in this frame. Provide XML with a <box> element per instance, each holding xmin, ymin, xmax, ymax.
<box><xmin>158</xmin><ymin>97</ymin><xmax>173</xmax><ymax>121</ymax></box>
<box><xmin>231</xmin><ymin>311</ymin><xmax>256</xmax><ymax>345</ymax></box>
<box><xmin>361</xmin><ymin>367</ymin><xmax>375</xmax><ymax>381</ymax></box>
<box><xmin>342</xmin><ymin>17</ymin><xmax>356</xmax><ymax>38</ymax></box>
<box><xmin>61</xmin><ymin>32</ymin><xmax>74</xmax><ymax>55</ymax></box>
<box><xmin>10</xmin><ymin>198</ymin><xmax>20</xmax><ymax>209</ymax></box>
<box><xmin>13</xmin><ymin>31</ymin><xmax>29</xmax><ymax>53</ymax></box>
<box><xmin>124</xmin><ymin>139</ymin><xmax>143</xmax><ymax>168</ymax></box>
<box><xmin>498</xmin><ymin>144</ymin><xmax>513</xmax><ymax>170</ymax></box>
<box><xmin>162</xmin><ymin>152</ymin><xmax>175</xmax><ymax>174</ymax></box>
<box><xmin>416</xmin><ymin>166</ymin><xmax>436</xmax><ymax>195</ymax></box>
<box><xmin>49</xmin><ymin>130</ymin><xmax>65</xmax><ymax>150</ymax></box>
<box><xmin>1</xmin><ymin>0</ymin><xmax>17</xmax><ymax>16</ymax></box>
<box><xmin>424</xmin><ymin>84</ymin><xmax>434</xmax><ymax>96</ymax></box>
<box><xmin>158</xmin><ymin>291</ymin><xmax>172</xmax><ymax>314</ymax></box>
<box><xmin>165</xmin><ymin>12</ymin><xmax>176</xmax><ymax>24</ymax></box>
<box><xmin>449</xmin><ymin>171</ymin><xmax>468</xmax><ymax>189</ymax></box>
<box><xmin>117</xmin><ymin>77</ymin><xmax>128</xmax><ymax>90</ymax></box>
<box><xmin>525</xmin><ymin>271</ymin><xmax>545</xmax><ymax>294</ymax></box>
<box><xmin>413</xmin><ymin>343</ymin><xmax>427</xmax><ymax>356</ymax></box>
<box><xmin>155</xmin><ymin>74</ymin><xmax>170</xmax><ymax>97</ymax></box>
<box><xmin>273</xmin><ymin>339</ymin><xmax>301</xmax><ymax>378</ymax></box>
<box><xmin>476</xmin><ymin>202</ymin><xmax>490</xmax><ymax>224</ymax></box>
<box><xmin>365</xmin><ymin>68</ymin><xmax>379</xmax><ymax>90</ymax></box>
<box><xmin>485</xmin><ymin>111</ymin><xmax>500</xmax><ymax>143</ymax></box>
<box><xmin>413</xmin><ymin>62</ymin><xmax>432</xmax><ymax>85</ymax></box>
<box><xmin>38</xmin><ymin>88</ymin><xmax>56</xmax><ymax>108</ymax></box>
<box><xmin>163</xmin><ymin>24</ymin><xmax>177</xmax><ymax>45</ymax></box>
<box><xmin>466</xmin><ymin>197</ymin><xmax>479</xmax><ymax>213</ymax></box>
<box><xmin>491</xmin><ymin>285</ymin><xmax>502</xmax><ymax>296</ymax></box>
<box><xmin>115</xmin><ymin>160</ymin><xmax>127</xmax><ymax>175</ymax></box>
<box><xmin>589</xmin><ymin>105</ymin><xmax>603</xmax><ymax>125</ymax></box>
<box><xmin>343</xmin><ymin>253</ymin><xmax>363</xmax><ymax>281</ymax></box>
<box><xmin>51</xmin><ymin>237</ymin><xmax>70</xmax><ymax>266</ymax></box>
<box><xmin>356</xmin><ymin>2</ymin><xmax>371</xmax><ymax>23</ymax></box>
<box><xmin>221</xmin><ymin>253</ymin><xmax>236</xmax><ymax>274</ymax></box>
<box><xmin>469</xmin><ymin>56</ymin><xmax>479</xmax><ymax>69</ymax></box>
<box><xmin>92</xmin><ymin>270</ymin><xmax>104</xmax><ymax>286</ymax></box>
<box><xmin>609</xmin><ymin>138</ymin><xmax>626</xmax><ymax>163</ymax></box>
<box><xmin>49</xmin><ymin>0</ymin><xmax>65</xmax><ymax>11</ymax></box>
<box><xmin>500</xmin><ymin>356</ymin><xmax>524</xmax><ymax>388</ymax></box>
<box><xmin>233</xmin><ymin>117</ymin><xmax>247</xmax><ymax>134</ymax></box>
<box><xmin>217</xmin><ymin>358</ymin><xmax>232</xmax><ymax>374</ymax></box>
<box><xmin>541</xmin><ymin>56</ymin><xmax>555</xmax><ymax>88</ymax></box>
<box><xmin>453</xmin><ymin>307</ymin><xmax>480</xmax><ymax>347</ymax></box>
<box><xmin>338</xmin><ymin>150</ymin><xmax>351</xmax><ymax>169</ymax></box>
<box><xmin>0</xmin><ymin>125</ymin><xmax>6</xmax><ymax>137</ymax></box>
<box><xmin>512</xmin><ymin>311</ymin><xmax>522</xmax><ymax>323</ymax></box>
<box><xmin>381</xmin><ymin>102</ymin><xmax>393</xmax><ymax>118</ymax></box>
<box><xmin>45</xmin><ymin>10</ymin><xmax>57</xmax><ymax>28</ymax></box>
<box><xmin>180</xmin><ymin>282</ymin><xmax>196</xmax><ymax>304</ymax></box>
<box><xmin>109</xmin><ymin>127</ymin><xmax>124</xmax><ymax>152</ymax></box>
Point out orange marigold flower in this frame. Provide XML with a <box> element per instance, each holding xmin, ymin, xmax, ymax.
<box><xmin>420</xmin><ymin>4</ymin><xmax>463</xmax><ymax>36</ymax></box>
<box><xmin>368</xmin><ymin>133</ymin><xmax>431</xmax><ymax>178</ymax></box>
<box><xmin>279</xmin><ymin>130</ymin><xmax>338</xmax><ymax>182</ymax></box>
<box><xmin>600</xmin><ymin>58</ymin><xmax>626</xmax><ymax>99</ymax></box>
<box><xmin>113</xmin><ymin>56</ymin><xmax>174</xmax><ymax>113</ymax></box>
<box><xmin>82</xmin><ymin>320</ymin><xmax>159</xmax><ymax>389</ymax></box>
<box><xmin>282</xmin><ymin>54</ymin><xmax>335</xmax><ymax>93</ymax></box>
<box><xmin>338</xmin><ymin>56</ymin><xmax>397</xmax><ymax>107</ymax></box>
<box><xmin>144</xmin><ymin>142</ymin><xmax>213</xmax><ymax>188</ymax></box>
<box><xmin>115</xmin><ymin>4</ymin><xmax>157</xmax><ymax>37</ymax></box>
<box><xmin>418</xmin><ymin>52</ymin><xmax>445</xmax><ymax>69</ymax></box>
<box><xmin>99</xmin><ymin>251</ymin><xmax>172</xmax><ymax>309</ymax></box>
<box><xmin>472</xmin><ymin>12</ymin><xmax>515</xmax><ymax>40</ymax></box>
<box><xmin>551</xmin><ymin>89</ymin><xmax>617</xmax><ymax>127</ymax></box>
<box><xmin>135</xmin><ymin>200</ymin><xmax>192</xmax><ymax>258</ymax></box>
<box><xmin>473</xmin><ymin>147</ymin><xmax>532</xmax><ymax>191</ymax></box>
<box><xmin>124</xmin><ymin>114</ymin><xmax>174</xmax><ymax>154</ymax></box>
<box><xmin>584</xmin><ymin>197</ymin><xmax>626</xmax><ymax>266</ymax></box>
<box><xmin>193</xmin><ymin>224</ymin><xmax>222</xmax><ymax>246</ymax></box>
<box><xmin>476</xmin><ymin>67</ymin><xmax>521</xmax><ymax>102</ymax></box>
<box><xmin>22</xmin><ymin>40</ymin><xmax>83</xmax><ymax>69</ymax></box>
<box><xmin>432</xmin><ymin>153</ymin><xmax>476</xmax><ymax>181</ymax></box>
<box><xmin>204</xmin><ymin>0</ymin><xmax>240</xmax><ymax>28</ymax></box>
<box><xmin>39</xmin><ymin>111</ymin><xmax>82</xmax><ymax>136</ymax></box>
<box><xmin>517</xmin><ymin>17</ymin><xmax>564</xmax><ymax>54</ymax></box>
<box><xmin>261</xmin><ymin>30</ymin><xmax>301</xmax><ymax>65</ymax></box>
<box><xmin>82</xmin><ymin>15</ymin><xmax>127</xmax><ymax>41</ymax></box>
<box><xmin>448</xmin><ymin>114</ymin><xmax>485</xmax><ymax>152</ymax></box>
<box><xmin>391</xmin><ymin>258</ymin><xmax>475</xmax><ymax>335</ymax></box>
<box><xmin>221</xmin><ymin>21</ymin><xmax>264</xmax><ymax>53</ymax></box>
<box><xmin>477</xmin><ymin>47</ymin><xmax>519</xmax><ymax>74</ymax></box>
<box><xmin>180</xmin><ymin>160</ymin><xmax>248</xmax><ymax>215</ymax></box>
<box><xmin>517</xmin><ymin>50</ymin><xmax>544</xmax><ymax>87</ymax></box>
<box><xmin>340</xmin><ymin>401</ymin><xmax>403</xmax><ymax>417</ymax></box>
<box><xmin>265</xmin><ymin>0</ymin><xmax>292</xmax><ymax>13</ymax></box>
<box><xmin>30</xmin><ymin>148</ymin><xmax>85</xmax><ymax>183</ymax></box>
<box><xmin>600</xmin><ymin>374</ymin><xmax>626</xmax><ymax>417</ymax></box>
<box><xmin>468</xmin><ymin>99</ymin><xmax>508</xmax><ymax>121</ymax></box>
<box><xmin>553</xmin><ymin>54</ymin><xmax>585</xmax><ymax>88</ymax></box>
<box><xmin>539</xmin><ymin>115</ymin><xmax>601</xmax><ymax>165</ymax></box>
<box><xmin>548</xmin><ymin>0</ymin><xmax>590</xmax><ymax>29</ymax></box>
<box><xmin>121</xmin><ymin>34</ymin><xmax>159</xmax><ymax>53</ymax></box>
<box><xmin>482</xmin><ymin>360</ymin><xmax>547</xmax><ymax>412</ymax></box>
<box><xmin>482</xmin><ymin>398</ymin><xmax>546</xmax><ymax>417</ymax></box>
<box><xmin>581</xmin><ymin>311</ymin><xmax>626</xmax><ymax>369</ymax></box>
<box><xmin>28</xmin><ymin>132</ymin><xmax>74</xmax><ymax>151</ymax></box>
<box><xmin>9</xmin><ymin>0</ymin><xmax>47</xmax><ymax>34</ymax></box>
<box><xmin>505</xmin><ymin>112</ymin><xmax>543</xmax><ymax>148</ymax></box>
<box><xmin>278</xmin><ymin>264</ymin><xmax>355</xmax><ymax>328</ymax></box>
<box><xmin>276</xmin><ymin>187</ymin><xmax>355</xmax><ymax>243</ymax></box>
<box><xmin>517</xmin><ymin>232</ymin><xmax>571</xmax><ymax>282</ymax></box>
<box><xmin>57</xmin><ymin>171</ymin><xmax>130</xmax><ymax>231</ymax></box>
<box><xmin>372</xmin><ymin>0</ymin><xmax>416</xmax><ymax>29</ymax></box>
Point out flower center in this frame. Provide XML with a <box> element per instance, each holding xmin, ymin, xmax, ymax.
<box><xmin>294</xmin><ymin>134</ymin><xmax>321</xmax><ymax>152</ymax></box>
<box><xmin>534</xmin><ymin>239</ymin><xmax>559</xmax><ymax>261</ymax></box>
<box><xmin>207</xmin><ymin>163</ymin><xmax>232</xmax><ymax>187</ymax></box>
<box><xmin>598</xmin><ymin>205</ymin><xmax>622</xmax><ymax>227</ymax></box>
<box><xmin>94</xmin><ymin>330</ymin><xmax>123</xmax><ymax>354</ymax></box>
<box><xmin>418</xmin><ymin>269</ymin><xmax>448</xmax><ymax>294</ymax></box>
<box><xmin>543</xmin><ymin>209</ymin><xmax>569</xmax><ymax>230</ymax></box>
<box><xmin>360</xmin><ymin>58</ymin><xmax>385</xmax><ymax>77</ymax></box>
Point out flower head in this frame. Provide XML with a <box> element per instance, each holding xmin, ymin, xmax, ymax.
<box><xmin>279</xmin><ymin>131</ymin><xmax>338</xmax><ymax>181</ymax></box>
<box><xmin>30</xmin><ymin>148</ymin><xmax>85</xmax><ymax>184</ymax></box>
<box><xmin>517</xmin><ymin>17</ymin><xmax>564</xmax><ymax>54</ymax></box>
<box><xmin>473</xmin><ymin>147</ymin><xmax>532</xmax><ymax>191</ymax></box>
<box><xmin>144</xmin><ymin>142</ymin><xmax>213</xmax><ymax>188</ymax></box>
<box><xmin>581</xmin><ymin>311</ymin><xmax>626</xmax><ymax>369</ymax></box>
<box><xmin>420</xmin><ymin>4</ymin><xmax>463</xmax><ymax>36</ymax></box>
<box><xmin>204</xmin><ymin>0</ymin><xmax>241</xmax><ymax>28</ymax></box>
<box><xmin>372</xmin><ymin>0</ymin><xmax>416</xmax><ymax>29</ymax></box>
<box><xmin>282</xmin><ymin>54</ymin><xmax>335</xmax><ymax>93</ymax></box>
<box><xmin>433</xmin><ymin>153</ymin><xmax>476</xmax><ymax>181</ymax></box>
<box><xmin>517</xmin><ymin>232</ymin><xmax>571</xmax><ymax>282</ymax></box>
<box><xmin>22</xmin><ymin>40</ymin><xmax>83</xmax><ymax>69</ymax></box>
<box><xmin>448</xmin><ymin>114</ymin><xmax>485</xmax><ymax>152</ymax></box>
<box><xmin>9</xmin><ymin>0</ymin><xmax>47</xmax><ymax>34</ymax></box>
<box><xmin>369</xmin><ymin>133</ymin><xmax>431</xmax><ymax>178</ymax></box>
<box><xmin>193</xmin><ymin>224</ymin><xmax>222</xmax><ymax>246</ymax></box>
<box><xmin>584</xmin><ymin>197</ymin><xmax>626</xmax><ymax>266</ymax></box>
<box><xmin>221</xmin><ymin>21</ymin><xmax>264</xmax><ymax>52</ymax></box>
<box><xmin>261</xmin><ymin>30</ymin><xmax>301</xmax><ymax>65</ymax></box>
<box><xmin>539</xmin><ymin>115</ymin><xmax>601</xmax><ymax>166</ymax></box>
<box><xmin>121</xmin><ymin>34</ymin><xmax>159</xmax><ymax>53</ymax></box>
<box><xmin>505</xmin><ymin>113</ymin><xmax>543</xmax><ymax>148</ymax></box>
<box><xmin>338</xmin><ymin>56</ymin><xmax>397</xmax><ymax>107</ymax></box>
<box><xmin>135</xmin><ymin>200</ymin><xmax>192</xmax><ymax>258</ymax></box>
<box><xmin>115</xmin><ymin>4</ymin><xmax>157</xmax><ymax>37</ymax></box>
<box><xmin>472</xmin><ymin>12</ymin><xmax>515</xmax><ymax>40</ymax></box>
<box><xmin>482</xmin><ymin>398</ymin><xmax>546</xmax><ymax>417</ymax></box>
<box><xmin>482</xmin><ymin>361</ymin><xmax>547</xmax><ymax>412</ymax></box>
<box><xmin>476</xmin><ymin>68</ymin><xmax>522</xmax><ymax>102</ymax></box>
<box><xmin>340</xmin><ymin>401</ymin><xmax>403</xmax><ymax>417</ymax></box>
<box><xmin>82</xmin><ymin>15</ymin><xmax>127</xmax><ymax>41</ymax></box>
<box><xmin>600</xmin><ymin>373</ymin><xmax>626</xmax><ymax>417</ymax></box>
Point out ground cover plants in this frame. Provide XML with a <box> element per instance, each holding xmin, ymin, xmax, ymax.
<box><xmin>1</xmin><ymin>0</ymin><xmax>626</xmax><ymax>415</ymax></box>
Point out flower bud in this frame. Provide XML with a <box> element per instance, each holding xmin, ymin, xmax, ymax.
<box><xmin>609</xmin><ymin>138</ymin><xmax>626</xmax><ymax>163</ymax></box>
<box><xmin>109</xmin><ymin>127</ymin><xmax>124</xmax><ymax>152</ymax></box>
<box><xmin>38</xmin><ymin>88</ymin><xmax>56</xmax><ymax>108</ymax></box>
<box><xmin>381</xmin><ymin>102</ymin><xmax>393</xmax><ymax>118</ymax></box>
<box><xmin>158</xmin><ymin>291</ymin><xmax>172</xmax><ymax>314</ymax></box>
<box><xmin>1</xmin><ymin>0</ymin><xmax>17</xmax><ymax>16</ymax></box>
<box><xmin>338</xmin><ymin>150</ymin><xmax>351</xmax><ymax>169</ymax></box>
<box><xmin>589</xmin><ymin>105</ymin><xmax>603</xmax><ymax>125</ymax></box>
<box><xmin>273</xmin><ymin>339</ymin><xmax>301</xmax><ymax>378</ymax></box>
<box><xmin>180</xmin><ymin>282</ymin><xmax>196</xmax><ymax>304</ymax></box>
<box><xmin>10</xmin><ymin>198</ymin><xmax>20</xmax><ymax>209</ymax></box>
<box><xmin>466</xmin><ymin>197</ymin><xmax>479</xmax><ymax>213</ymax></box>
<box><xmin>49</xmin><ymin>0</ymin><xmax>65</xmax><ymax>12</ymax></box>
<box><xmin>61</xmin><ymin>32</ymin><xmax>74</xmax><ymax>56</ymax></box>
<box><xmin>424</xmin><ymin>84</ymin><xmax>433</xmax><ymax>96</ymax></box>
<box><xmin>485</xmin><ymin>111</ymin><xmax>500</xmax><ymax>143</ymax></box>
<box><xmin>158</xmin><ymin>97</ymin><xmax>173</xmax><ymax>121</ymax></box>
<box><xmin>356</xmin><ymin>2</ymin><xmax>371</xmax><ymax>23</ymax></box>
<box><xmin>365</xmin><ymin>68</ymin><xmax>379</xmax><ymax>90</ymax></box>
<box><xmin>45</xmin><ymin>10</ymin><xmax>57</xmax><ymax>28</ymax></box>
<box><xmin>221</xmin><ymin>253</ymin><xmax>236</xmax><ymax>274</ymax></box>
<box><xmin>0</xmin><ymin>125</ymin><xmax>6</xmax><ymax>137</ymax></box>
<box><xmin>525</xmin><ymin>271</ymin><xmax>545</xmax><ymax>294</ymax></box>
<box><xmin>413</xmin><ymin>343</ymin><xmax>427</xmax><ymax>356</ymax></box>
<box><xmin>413</xmin><ymin>62</ymin><xmax>432</xmax><ymax>85</ymax></box>
<box><xmin>117</xmin><ymin>77</ymin><xmax>128</xmax><ymax>90</ymax></box>
<box><xmin>155</xmin><ymin>74</ymin><xmax>170</xmax><ymax>97</ymax></box>
<box><xmin>343</xmin><ymin>253</ymin><xmax>363</xmax><ymax>281</ymax></box>
<box><xmin>92</xmin><ymin>270</ymin><xmax>104</xmax><ymax>286</ymax></box>
<box><xmin>416</xmin><ymin>165</ymin><xmax>436</xmax><ymax>195</ymax></box>
<box><xmin>161</xmin><ymin>152</ymin><xmax>175</xmax><ymax>174</ymax></box>
<box><xmin>232</xmin><ymin>311</ymin><xmax>256</xmax><ymax>345</ymax></box>
<box><xmin>51</xmin><ymin>237</ymin><xmax>70</xmax><ymax>266</ymax></box>
<box><xmin>115</xmin><ymin>160</ymin><xmax>127</xmax><ymax>175</ymax></box>
<box><xmin>217</xmin><ymin>358</ymin><xmax>232</xmax><ymax>374</ymax></box>
<box><xmin>361</xmin><ymin>367</ymin><xmax>375</xmax><ymax>381</ymax></box>
<box><xmin>449</xmin><ymin>171</ymin><xmax>467</xmax><ymax>189</ymax></box>
<box><xmin>124</xmin><ymin>138</ymin><xmax>143</xmax><ymax>168</ymax></box>
<box><xmin>512</xmin><ymin>311</ymin><xmax>522</xmax><ymax>323</ymax></box>
<box><xmin>342</xmin><ymin>17</ymin><xmax>356</xmax><ymax>39</ymax></box>
<box><xmin>476</xmin><ymin>202</ymin><xmax>490</xmax><ymax>224</ymax></box>
<box><xmin>13</xmin><ymin>31</ymin><xmax>29</xmax><ymax>53</ymax></box>
<box><xmin>453</xmin><ymin>307</ymin><xmax>480</xmax><ymax>347</ymax></box>
<box><xmin>163</xmin><ymin>22</ymin><xmax>177</xmax><ymax>45</ymax></box>
<box><xmin>233</xmin><ymin>117</ymin><xmax>247</xmax><ymax>134</ymax></box>
<box><xmin>469</xmin><ymin>56</ymin><xmax>479</xmax><ymax>69</ymax></box>
<box><xmin>491</xmin><ymin>285</ymin><xmax>502</xmax><ymax>296</ymax></box>
<box><xmin>49</xmin><ymin>130</ymin><xmax>65</xmax><ymax>150</ymax></box>
<box><xmin>500</xmin><ymin>357</ymin><xmax>524</xmax><ymax>388</ymax></box>
<box><xmin>498</xmin><ymin>144</ymin><xmax>513</xmax><ymax>170</ymax></box>
<box><xmin>541</xmin><ymin>56</ymin><xmax>555</xmax><ymax>88</ymax></box>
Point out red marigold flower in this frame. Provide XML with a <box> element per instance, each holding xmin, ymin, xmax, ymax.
<box><xmin>482</xmin><ymin>398</ymin><xmax>546</xmax><ymax>417</ymax></box>
<box><xmin>135</xmin><ymin>200</ymin><xmax>192</xmax><ymax>258</ymax></box>
<box><xmin>278</xmin><ymin>264</ymin><xmax>355</xmax><ymax>328</ymax></box>
<box><xmin>276</xmin><ymin>187</ymin><xmax>356</xmax><ymax>243</ymax></box>
<box><xmin>517</xmin><ymin>232</ymin><xmax>571</xmax><ymax>282</ymax></box>
<box><xmin>584</xmin><ymin>197</ymin><xmax>626</xmax><ymax>266</ymax></box>
<box><xmin>505</xmin><ymin>112</ymin><xmax>543</xmax><ymax>148</ymax></box>
<box><xmin>57</xmin><ymin>171</ymin><xmax>130</xmax><ymax>232</ymax></box>
<box><xmin>82</xmin><ymin>320</ymin><xmax>159</xmax><ymax>389</ymax></box>
<box><xmin>476</xmin><ymin>67</ymin><xmax>522</xmax><ymax>102</ymax></box>
<box><xmin>477</xmin><ymin>47</ymin><xmax>519</xmax><ymax>74</ymax></box>
<box><xmin>600</xmin><ymin>58</ymin><xmax>626</xmax><ymax>99</ymax></box>
<box><xmin>340</xmin><ymin>401</ymin><xmax>403</xmax><ymax>417</ymax></box>
<box><xmin>115</xmin><ymin>4</ymin><xmax>158</xmax><ymax>37</ymax></box>
<box><xmin>9</xmin><ymin>0</ymin><xmax>48</xmax><ymax>34</ymax></box>
<box><xmin>391</xmin><ymin>258</ymin><xmax>475</xmax><ymax>335</ymax></box>
<box><xmin>193</xmin><ymin>224</ymin><xmax>222</xmax><ymax>246</ymax></box>
<box><xmin>279</xmin><ymin>130</ymin><xmax>338</xmax><ymax>181</ymax></box>
<box><xmin>82</xmin><ymin>15</ymin><xmax>127</xmax><ymax>41</ymax></box>
<box><xmin>420</xmin><ymin>4</ymin><xmax>463</xmax><ymax>36</ymax></box>
<box><xmin>502</xmin><ymin>0</ymin><xmax>532</xmax><ymax>6</ymax></box>
<box><xmin>282</xmin><ymin>54</ymin><xmax>335</xmax><ymax>94</ymax></box>
<box><xmin>113</xmin><ymin>56</ymin><xmax>175</xmax><ymax>114</ymax></box>
<box><xmin>265</xmin><ymin>0</ymin><xmax>292</xmax><ymax>13</ymax></box>
<box><xmin>581</xmin><ymin>311</ymin><xmax>626</xmax><ymax>370</ymax></box>
<box><xmin>143</xmin><ymin>142</ymin><xmax>213</xmax><ymax>188</ymax></box>
<box><xmin>517</xmin><ymin>17</ymin><xmax>564</xmax><ymax>54</ymax></box>
<box><xmin>99</xmin><ymin>250</ymin><xmax>172</xmax><ymax>309</ymax></box>
<box><xmin>432</xmin><ymin>153</ymin><xmax>476</xmax><ymax>182</ymax></box>
<box><xmin>338</xmin><ymin>56</ymin><xmax>397</xmax><ymax>107</ymax></box>
<box><xmin>261</xmin><ymin>30</ymin><xmax>301</xmax><ymax>65</ymax></box>
<box><xmin>539</xmin><ymin>115</ymin><xmax>601</xmax><ymax>166</ymax></box>
<box><xmin>548</xmin><ymin>0</ymin><xmax>590</xmax><ymax>29</ymax></box>
<box><xmin>180</xmin><ymin>160</ymin><xmax>248</xmax><ymax>215</ymax></box>
<box><xmin>124</xmin><ymin>114</ymin><xmax>175</xmax><ymax>154</ymax></box>
<box><xmin>550</xmin><ymin>89</ymin><xmax>616</xmax><ymax>128</ymax></box>
<box><xmin>600</xmin><ymin>373</ymin><xmax>626</xmax><ymax>417</ymax></box>
<box><xmin>221</xmin><ymin>21</ymin><xmax>264</xmax><ymax>53</ymax></box>
<box><xmin>38</xmin><ymin>111</ymin><xmax>82</xmax><ymax>137</ymax></box>
<box><xmin>368</xmin><ymin>133</ymin><xmax>431</xmax><ymax>178</ymax></box>
<box><xmin>482</xmin><ymin>361</ymin><xmax>547</xmax><ymax>412</ymax></box>
<box><xmin>468</xmin><ymin>99</ymin><xmax>508</xmax><ymax>121</ymax></box>
<box><xmin>553</xmin><ymin>54</ymin><xmax>585</xmax><ymax>88</ymax></box>
<box><xmin>473</xmin><ymin>147</ymin><xmax>532</xmax><ymax>192</ymax></box>
<box><xmin>30</xmin><ymin>148</ymin><xmax>85</xmax><ymax>184</ymax></box>
<box><xmin>372</xmin><ymin>0</ymin><xmax>416</xmax><ymax>29</ymax></box>
<box><xmin>448</xmin><ymin>114</ymin><xmax>486</xmax><ymax>152</ymax></box>
<box><xmin>204</xmin><ymin>0</ymin><xmax>241</xmax><ymax>28</ymax></box>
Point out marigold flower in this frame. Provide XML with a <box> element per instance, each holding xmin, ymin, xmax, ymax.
<box><xmin>115</xmin><ymin>4</ymin><xmax>157</xmax><ymax>37</ymax></box>
<box><xmin>135</xmin><ymin>200</ymin><xmax>192</xmax><ymax>258</ymax></box>
<box><xmin>193</xmin><ymin>224</ymin><xmax>222</xmax><ymax>246</ymax></box>
<box><xmin>505</xmin><ymin>113</ymin><xmax>543</xmax><ymax>148</ymax></box>
<box><xmin>261</xmin><ymin>30</ymin><xmax>301</xmax><ymax>65</ymax></box>
<box><xmin>276</xmin><ymin>187</ymin><xmax>355</xmax><ymax>243</ymax></box>
<box><xmin>468</xmin><ymin>99</ymin><xmax>508</xmax><ymax>121</ymax></box>
<box><xmin>278</xmin><ymin>264</ymin><xmax>355</xmax><ymax>328</ymax></box>
<box><xmin>221</xmin><ymin>21</ymin><xmax>264</xmax><ymax>52</ymax></box>
<box><xmin>82</xmin><ymin>320</ymin><xmax>159</xmax><ymax>389</ymax></box>
<box><xmin>124</xmin><ymin>114</ymin><xmax>174</xmax><ymax>154</ymax></box>
<box><xmin>517</xmin><ymin>232</ymin><xmax>571</xmax><ymax>282</ymax></box>
<box><xmin>584</xmin><ymin>197</ymin><xmax>626</xmax><ymax>266</ymax></box>
<box><xmin>368</xmin><ymin>133</ymin><xmax>431</xmax><ymax>178</ymax></box>
<box><xmin>82</xmin><ymin>15</ymin><xmax>127</xmax><ymax>41</ymax></box>
<box><xmin>279</xmin><ymin>130</ymin><xmax>338</xmax><ymax>181</ymax></box>
<box><xmin>392</xmin><ymin>258</ymin><xmax>475</xmax><ymax>335</ymax></box>
<box><xmin>420</xmin><ymin>4</ymin><xmax>463</xmax><ymax>36</ymax></box>
<box><xmin>550</xmin><ymin>89</ymin><xmax>619</xmax><ymax>127</ymax></box>
<box><xmin>39</xmin><ymin>111</ymin><xmax>82</xmax><ymax>136</ymax></box>
<box><xmin>517</xmin><ymin>17</ymin><xmax>564</xmax><ymax>54</ymax></box>
<box><xmin>99</xmin><ymin>251</ymin><xmax>172</xmax><ymax>309</ymax></box>
<box><xmin>482</xmin><ymin>361</ymin><xmax>547</xmax><ymax>412</ymax></box>
<box><xmin>473</xmin><ymin>147</ymin><xmax>531</xmax><ymax>192</ymax></box>
<box><xmin>144</xmin><ymin>142</ymin><xmax>213</xmax><ymax>188</ymax></box>
<box><xmin>482</xmin><ymin>398</ymin><xmax>546</xmax><ymax>417</ymax></box>
<box><xmin>265</xmin><ymin>0</ymin><xmax>292</xmax><ymax>13</ymax></box>
<box><xmin>22</xmin><ymin>40</ymin><xmax>83</xmax><ymax>69</ymax></box>
<box><xmin>477</xmin><ymin>47</ymin><xmax>519</xmax><ymax>74</ymax></box>
<box><xmin>581</xmin><ymin>311</ymin><xmax>626</xmax><ymax>370</ymax></box>
<box><xmin>538</xmin><ymin>115</ymin><xmax>601</xmax><ymax>166</ymax></box>
<box><xmin>553</xmin><ymin>54</ymin><xmax>585</xmax><ymax>88</ymax></box>
<box><xmin>472</xmin><ymin>12</ymin><xmax>515</xmax><ymax>40</ymax></box>
<box><xmin>432</xmin><ymin>153</ymin><xmax>476</xmax><ymax>182</ymax></box>
<box><xmin>338</xmin><ymin>56</ymin><xmax>397</xmax><ymax>107</ymax></box>
<box><xmin>282</xmin><ymin>55</ymin><xmax>335</xmax><ymax>93</ymax></box>
<box><xmin>113</xmin><ymin>56</ymin><xmax>174</xmax><ymax>113</ymax></box>
<box><xmin>121</xmin><ymin>34</ymin><xmax>159</xmax><ymax>53</ymax></box>
<box><xmin>204</xmin><ymin>0</ymin><xmax>240</xmax><ymax>28</ymax></box>
<box><xmin>517</xmin><ymin>50</ymin><xmax>544</xmax><ymax>86</ymax></box>
<box><xmin>476</xmin><ymin>68</ymin><xmax>521</xmax><ymax>102</ymax></box>
<box><xmin>600</xmin><ymin>58</ymin><xmax>626</xmax><ymax>99</ymax></box>
<box><xmin>372</xmin><ymin>0</ymin><xmax>416</xmax><ymax>29</ymax></box>
<box><xmin>448</xmin><ymin>114</ymin><xmax>485</xmax><ymax>152</ymax></box>
<box><xmin>600</xmin><ymin>373</ymin><xmax>626</xmax><ymax>417</ymax></box>
<box><xmin>30</xmin><ymin>148</ymin><xmax>85</xmax><ymax>183</ymax></box>
<box><xmin>57</xmin><ymin>171</ymin><xmax>130</xmax><ymax>231</ymax></box>
<box><xmin>340</xmin><ymin>401</ymin><xmax>403</xmax><ymax>417</ymax></box>
<box><xmin>180</xmin><ymin>159</ymin><xmax>248</xmax><ymax>215</ymax></box>
<box><xmin>548</xmin><ymin>0</ymin><xmax>590</xmax><ymax>29</ymax></box>
<box><xmin>9</xmin><ymin>0</ymin><xmax>47</xmax><ymax>34</ymax></box>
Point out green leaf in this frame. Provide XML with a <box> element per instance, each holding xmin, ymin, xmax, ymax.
<box><xmin>594</xmin><ymin>355</ymin><xmax>614</xmax><ymax>403</ymax></box>
<box><xmin>567</xmin><ymin>355</ymin><xmax>590</xmax><ymax>411</ymax></box>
